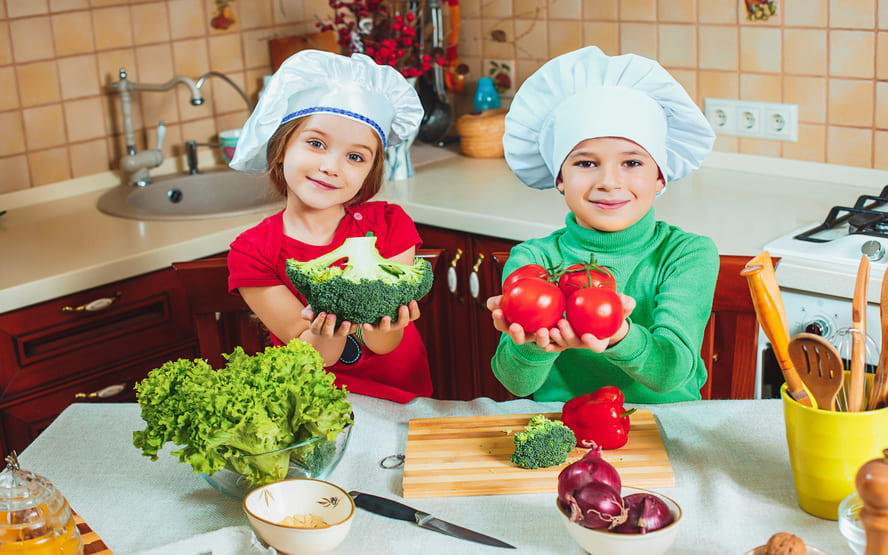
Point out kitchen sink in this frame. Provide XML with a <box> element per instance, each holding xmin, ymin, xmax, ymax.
<box><xmin>97</xmin><ymin>169</ymin><xmax>284</xmax><ymax>221</ymax></box>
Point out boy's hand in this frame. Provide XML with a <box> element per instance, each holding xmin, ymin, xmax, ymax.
<box><xmin>549</xmin><ymin>294</ymin><xmax>636</xmax><ymax>352</ymax></box>
<box><xmin>486</xmin><ymin>295</ymin><xmax>567</xmax><ymax>352</ymax></box>
<box><xmin>362</xmin><ymin>300</ymin><xmax>421</xmax><ymax>335</ymax></box>
<box><xmin>301</xmin><ymin>305</ymin><xmax>357</xmax><ymax>337</ymax></box>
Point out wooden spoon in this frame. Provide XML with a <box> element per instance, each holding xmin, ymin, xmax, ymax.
<box><xmin>788</xmin><ymin>333</ymin><xmax>844</xmax><ymax>411</ymax></box>
<box><xmin>850</xmin><ymin>255</ymin><xmax>870</xmax><ymax>412</ymax></box>
<box><xmin>869</xmin><ymin>264</ymin><xmax>888</xmax><ymax>411</ymax></box>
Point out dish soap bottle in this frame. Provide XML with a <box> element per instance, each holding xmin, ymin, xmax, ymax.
<box><xmin>0</xmin><ymin>452</ymin><xmax>83</xmax><ymax>554</ymax></box>
<box><xmin>474</xmin><ymin>77</ymin><xmax>500</xmax><ymax>111</ymax></box>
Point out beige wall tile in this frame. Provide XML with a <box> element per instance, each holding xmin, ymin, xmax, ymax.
<box><xmin>28</xmin><ymin>146</ymin><xmax>71</xmax><ymax>185</ymax></box>
<box><xmin>91</xmin><ymin>0</ymin><xmax>129</xmax><ymax>6</ymax></box>
<box><xmin>172</xmin><ymin>38</ymin><xmax>210</xmax><ymax>76</ymax></box>
<box><xmin>828</xmin><ymin>79</ymin><xmax>874</xmax><ymax>126</ymax></box>
<box><xmin>873</xmin><ymin>131</ymin><xmax>888</xmax><ymax>169</ymax></box>
<box><xmin>10</xmin><ymin>17</ymin><xmax>55</xmax><ymax>62</ymax></box>
<box><xmin>7</xmin><ymin>0</ymin><xmax>48</xmax><ymax>18</ymax></box>
<box><xmin>0</xmin><ymin>23</ymin><xmax>12</xmax><ymax>66</ymax></box>
<box><xmin>240</xmin><ymin>0</ymin><xmax>272</xmax><ymax>29</ymax></box>
<box><xmin>740</xmin><ymin>27</ymin><xmax>781</xmax><ymax>73</ymax></box>
<box><xmin>58</xmin><ymin>54</ymin><xmax>100</xmax><ymax>99</ymax></box>
<box><xmin>657</xmin><ymin>0</ymin><xmax>694</xmax><ymax>22</ymax></box>
<box><xmin>215</xmin><ymin>111</ymin><xmax>248</xmax><ymax>134</ymax></box>
<box><xmin>0</xmin><ymin>66</ymin><xmax>19</xmax><ymax>111</ymax></box>
<box><xmin>740</xmin><ymin>73</ymin><xmax>781</xmax><ymax>102</ymax></box>
<box><xmin>784</xmin><ymin>76</ymin><xmax>826</xmax><ymax>123</ymax></box>
<box><xmin>876</xmin><ymin>81</ymin><xmax>888</xmax><ymax>128</ymax></box>
<box><xmin>64</xmin><ymin>96</ymin><xmax>105</xmax><ymax>141</ymax></box>
<box><xmin>699</xmin><ymin>25</ymin><xmax>738</xmax><ymax>70</ymax></box>
<box><xmin>620</xmin><ymin>0</ymin><xmax>656</xmax><ymax>21</ymax></box>
<box><xmin>783</xmin><ymin>123</ymin><xmax>826</xmax><ymax>162</ymax></box>
<box><xmin>271</xmin><ymin>0</ymin><xmax>301</xmax><ymax>22</ymax></box>
<box><xmin>180</xmin><ymin>116</ymin><xmax>217</xmax><ymax>146</ymax></box>
<box><xmin>516</xmin><ymin>0</ymin><xmax>547</xmax><ymax>18</ymax></box>
<box><xmin>516</xmin><ymin>58</ymin><xmax>545</xmax><ymax>85</ymax></box>
<box><xmin>69</xmin><ymin>137</ymin><xmax>109</xmax><ymax>177</ymax></box>
<box><xmin>517</xmin><ymin>18</ymin><xmax>549</xmax><ymax>59</ymax></box>
<box><xmin>483</xmin><ymin>20</ymin><xmax>517</xmax><ymax>59</ymax></box>
<box><xmin>168</xmin><ymin>0</ymin><xmax>204</xmax><ymax>40</ymax></box>
<box><xmin>208</xmin><ymin>71</ymin><xmax>249</xmax><ymax>113</ymax></box>
<box><xmin>242</xmin><ymin>28</ymin><xmax>271</xmax><ymax>69</ymax></box>
<box><xmin>669</xmin><ymin>68</ymin><xmax>697</xmax><ymax>102</ymax></box>
<box><xmin>550</xmin><ymin>0</ymin><xmax>581</xmax><ymax>20</ymax></box>
<box><xmin>482</xmin><ymin>0</ymin><xmax>512</xmax><ymax>18</ymax></box>
<box><xmin>460</xmin><ymin>18</ymin><xmax>482</xmax><ymax>58</ymax></box>
<box><xmin>620</xmin><ymin>22</ymin><xmax>656</xmax><ymax>58</ymax></box>
<box><xmin>208</xmin><ymin>33</ymin><xmax>244</xmax><ymax>73</ymax></box>
<box><xmin>93</xmin><ymin>6</ymin><xmax>132</xmax><ymax>49</ymax></box>
<box><xmin>658</xmin><ymin>24</ymin><xmax>695</xmax><ymax>68</ymax></box>
<box><xmin>0</xmin><ymin>155</ymin><xmax>30</xmax><ymax>193</ymax></box>
<box><xmin>830</xmin><ymin>31</ymin><xmax>875</xmax><ymax>78</ymax></box>
<box><xmin>711</xmin><ymin>134</ymin><xmax>738</xmax><ymax>152</ymax></box>
<box><xmin>52</xmin><ymin>11</ymin><xmax>95</xmax><ymax>56</ymax></box>
<box><xmin>829</xmin><ymin>0</ymin><xmax>875</xmax><ymax>29</ymax></box>
<box><xmin>739</xmin><ymin>137</ymin><xmax>781</xmax><ymax>156</ymax></box>
<box><xmin>49</xmin><ymin>0</ymin><xmax>89</xmax><ymax>11</ymax></box>
<box><xmin>548</xmin><ymin>20</ymin><xmax>582</xmax><ymax>58</ymax></box>
<box><xmin>583</xmin><ymin>0</ymin><xmax>617</xmax><ymax>19</ymax></box>
<box><xmin>783</xmin><ymin>29</ymin><xmax>826</xmax><ymax>76</ymax></box>
<box><xmin>302</xmin><ymin>0</ymin><xmax>330</xmax><ymax>22</ymax></box>
<box><xmin>22</xmin><ymin>104</ymin><xmax>66</xmax><ymax>149</ymax></box>
<box><xmin>132</xmin><ymin>2</ymin><xmax>170</xmax><ymax>45</ymax></box>
<box><xmin>878</xmin><ymin>32</ymin><xmax>888</xmax><ymax>79</ymax></box>
<box><xmin>881</xmin><ymin>0</ymin><xmax>888</xmax><ymax>29</ymax></box>
<box><xmin>136</xmin><ymin>43</ymin><xmax>174</xmax><ymax>82</ymax></box>
<box><xmin>699</xmin><ymin>70</ymin><xmax>739</xmax><ymax>100</ymax></box>
<box><xmin>784</xmin><ymin>0</ymin><xmax>827</xmax><ymax>26</ymax></box>
<box><xmin>826</xmin><ymin>126</ymin><xmax>872</xmax><ymax>167</ymax></box>
<box><xmin>16</xmin><ymin>61</ymin><xmax>61</xmax><ymax>107</ymax></box>
<box><xmin>698</xmin><ymin>0</ymin><xmax>736</xmax><ymax>24</ymax></box>
<box><xmin>97</xmin><ymin>48</ymin><xmax>137</xmax><ymax>86</ymax></box>
<box><xmin>583</xmin><ymin>22</ymin><xmax>619</xmax><ymax>56</ymax></box>
<box><xmin>0</xmin><ymin>111</ymin><xmax>26</xmax><ymax>155</ymax></box>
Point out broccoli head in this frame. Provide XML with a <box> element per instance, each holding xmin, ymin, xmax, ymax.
<box><xmin>286</xmin><ymin>234</ymin><xmax>434</xmax><ymax>324</ymax></box>
<box><xmin>510</xmin><ymin>414</ymin><xmax>577</xmax><ymax>469</ymax></box>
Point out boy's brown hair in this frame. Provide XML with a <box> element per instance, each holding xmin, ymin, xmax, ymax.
<box><xmin>265</xmin><ymin>116</ymin><xmax>385</xmax><ymax>206</ymax></box>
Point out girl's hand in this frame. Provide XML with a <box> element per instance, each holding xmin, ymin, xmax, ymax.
<box><xmin>301</xmin><ymin>306</ymin><xmax>358</xmax><ymax>337</ymax></box>
<box><xmin>362</xmin><ymin>300</ymin><xmax>421</xmax><ymax>335</ymax></box>
<box><xmin>549</xmin><ymin>294</ymin><xmax>637</xmax><ymax>352</ymax></box>
<box><xmin>486</xmin><ymin>295</ymin><xmax>566</xmax><ymax>352</ymax></box>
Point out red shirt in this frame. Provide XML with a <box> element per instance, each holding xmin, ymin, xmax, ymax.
<box><xmin>228</xmin><ymin>201</ymin><xmax>432</xmax><ymax>403</ymax></box>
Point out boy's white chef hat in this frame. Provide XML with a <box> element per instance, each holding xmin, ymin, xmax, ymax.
<box><xmin>503</xmin><ymin>46</ymin><xmax>714</xmax><ymax>191</ymax></box>
<box><xmin>231</xmin><ymin>50</ymin><xmax>424</xmax><ymax>174</ymax></box>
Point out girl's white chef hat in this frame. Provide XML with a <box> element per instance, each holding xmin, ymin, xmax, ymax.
<box><xmin>503</xmin><ymin>45</ymin><xmax>715</xmax><ymax>191</ymax></box>
<box><xmin>231</xmin><ymin>49</ymin><xmax>424</xmax><ymax>174</ymax></box>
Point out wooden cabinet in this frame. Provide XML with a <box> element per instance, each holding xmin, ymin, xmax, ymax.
<box><xmin>0</xmin><ymin>268</ymin><xmax>198</xmax><ymax>459</ymax></box>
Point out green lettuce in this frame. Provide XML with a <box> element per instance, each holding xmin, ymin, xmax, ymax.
<box><xmin>132</xmin><ymin>339</ymin><xmax>353</xmax><ymax>485</ymax></box>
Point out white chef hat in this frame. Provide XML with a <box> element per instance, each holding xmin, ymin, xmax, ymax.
<box><xmin>230</xmin><ymin>50</ymin><xmax>424</xmax><ymax>174</ymax></box>
<box><xmin>503</xmin><ymin>46</ymin><xmax>714</xmax><ymax>191</ymax></box>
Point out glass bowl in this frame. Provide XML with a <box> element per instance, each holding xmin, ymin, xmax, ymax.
<box><xmin>201</xmin><ymin>424</ymin><xmax>352</xmax><ymax>499</ymax></box>
<box><xmin>838</xmin><ymin>491</ymin><xmax>865</xmax><ymax>555</ymax></box>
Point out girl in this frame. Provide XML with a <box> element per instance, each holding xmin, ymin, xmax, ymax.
<box><xmin>488</xmin><ymin>46</ymin><xmax>720</xmax><ymax>404</ymax></box>
<box><xmin>226</xmin><ymin>50</ymin><xmax>431</xmax><ymax>403</ymax></box>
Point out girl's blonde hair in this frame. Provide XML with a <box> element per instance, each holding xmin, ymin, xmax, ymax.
<box><xmin>266</xmin><ymin>116</ymin><xmax>386</xmax><ymax>206</ymax></box>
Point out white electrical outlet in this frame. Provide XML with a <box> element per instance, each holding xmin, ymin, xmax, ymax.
<box><xmin>703</xmin><ymin>98</ymin><xmax>798</xmax><ymax>142</ymax></box>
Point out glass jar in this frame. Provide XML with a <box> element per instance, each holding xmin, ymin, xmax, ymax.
<box><xmin>473</xmin><ymin>77</ymin><xmax>501</xmax><ymax>111</ymax></box>
<box><xmin>0</xmin><ymin>453</ymin><xmax>82</xmax><ymax>554</ymax></box>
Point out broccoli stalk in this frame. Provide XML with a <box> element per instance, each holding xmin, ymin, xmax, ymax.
<box><xmin>286</xmin><ymin>234</ymin><xmax>433</xmax><ymax>324</ymax></box>
<box><xmin>510</xmin><ymin>414</ymin><xmax>577</xmax><ymax>469</ymax></box>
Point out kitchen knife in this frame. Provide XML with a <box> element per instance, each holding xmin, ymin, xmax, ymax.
<box><xmin>349</xmin><ymin>491</ymin><xmax>515</xmax><ymax>549</ymax></box>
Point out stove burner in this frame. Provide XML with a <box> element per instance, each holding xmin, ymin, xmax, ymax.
<box><xmin>795</xmin><ymin>185</ymin><xmax>888</xmax><ymax>242</ymax></box>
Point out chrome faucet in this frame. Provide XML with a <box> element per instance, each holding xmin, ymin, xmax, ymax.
<box><xmin>111</xmin><ymin>68</ymin><xmax>205</xmax><ymax>186</ymax></box>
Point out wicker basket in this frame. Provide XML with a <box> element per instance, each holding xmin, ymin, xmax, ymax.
<box><xmin>456</xmin><ymin>108</ymin><xmax>508</xmax><ymax>158</ymax></box>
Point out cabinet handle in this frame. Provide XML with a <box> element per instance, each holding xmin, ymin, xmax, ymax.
<box><xmin>447</xmin><ymin>248</ymin><xmax>464</xmax><ymax>301</ymax></box>
<box><xmin>61</xmin><ymin>291</ymin><xmax>122</xmax><ymax>313</ymax></box>
<box><xmin>469</xmin><ymin>253</ymin><xmax>485</xmax><ymax>302</ymax></box>
<box><xmin>75</xmin><ymin>382</ymin><xmax>128</xmax><ymax>401</ymax></box>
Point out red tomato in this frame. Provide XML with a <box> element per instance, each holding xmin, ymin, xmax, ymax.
<box><xmin>502</xmin><ymin>264</ymin><xmax>549</xmax><ymax>293</ymax></box>
<box><xmin>565</xmin><ymin>287</ymin><xmax>623</xmax><ymax>338</ymax></box>
<box><xmin>557</xmin><ymin>263</ymin><xmax>616</xmax><ymax>296</ymax></box>
<box><xmin>501</xmin><ymin>277</ymin><xmax>566</xmax><ymax>332</ymax></box>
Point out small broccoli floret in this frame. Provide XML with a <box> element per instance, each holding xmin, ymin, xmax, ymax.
<box><xmin>510</xmin><ymin>414</ymin><xmax>576</xmax><ymax>469</ymax></box>
<box><xmin>286</xmin><ymin>234</ymin><xmax>434</xmax><ymax>324</ymax></box>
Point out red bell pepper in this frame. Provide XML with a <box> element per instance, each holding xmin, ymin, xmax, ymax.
<box><xmin>561</xmin><ymin>386</ymin><xmax>636</xmax><ymax>450</ymax></box>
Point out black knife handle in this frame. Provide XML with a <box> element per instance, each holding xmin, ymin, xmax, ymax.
<box><xmin>349</xmin><ymin>491</ymin><xmax>421</xmax><ymax>523</ymax></box>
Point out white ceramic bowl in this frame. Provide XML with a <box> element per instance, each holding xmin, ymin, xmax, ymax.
<box><xmin>557</xmin><ymin>486</ymin><xmax>681</xmax><ymax>555</ymax></box>
<box><xmin>838</xmin><ymin>491</ymin><xmax>865</xmax><ymax>555</ymax></box>
<box><xmin>243</xmin><ymin>478</ymin><xmax>354</xmax><ymax>555</ymax></box>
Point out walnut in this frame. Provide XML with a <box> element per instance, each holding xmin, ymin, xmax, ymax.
<box><xmin>763</xmin><ymin>532</ymin><xmax>806</xmax><ymax>554</ymax></box>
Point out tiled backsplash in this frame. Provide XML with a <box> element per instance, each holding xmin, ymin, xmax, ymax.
<box><xmin>2</xmin><ymin>0</ymin><xmax>888</xmax><ymax>192</ymax></box>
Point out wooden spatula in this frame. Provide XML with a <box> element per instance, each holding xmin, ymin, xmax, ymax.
<box><xmin>850</xmin><ymin>255</ymin><xmax>869</xmax><ymax>412</ymax></box>
<box><xmin>788</xmin><ymin>333</ymin><xmax>844</xmax><ymax>411</ymax></box>
<box><xmin>869</xmin><ymin>263</ymin><xmax>888</xmax><ymax>410</ymax></box>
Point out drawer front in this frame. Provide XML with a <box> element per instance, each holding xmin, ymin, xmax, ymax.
<box><xmin>0</xmin><ymin>268</ymin><xmax>197</xmax><ymax>398</ymax></box>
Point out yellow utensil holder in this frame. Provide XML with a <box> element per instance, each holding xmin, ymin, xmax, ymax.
<box><xmin>781</xmin><ymin>378</ymin><xmax>888</xmax><ymax>520</ymax></box>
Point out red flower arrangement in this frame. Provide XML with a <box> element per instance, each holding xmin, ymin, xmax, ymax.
<box><xmin>316</xmin><ymin>0</ymin><xmax>444</xmax><ymax>77</ymax></box>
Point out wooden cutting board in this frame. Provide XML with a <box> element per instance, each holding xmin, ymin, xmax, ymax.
<box><xmin>74</xmin><ymin>511</ymin><xmax>113</xmax><ymax>554</ymax></box>
<box><xmin>402</xmin><ymin>411</ymin><xmax>673</xmax><ymax>498</ymax></box>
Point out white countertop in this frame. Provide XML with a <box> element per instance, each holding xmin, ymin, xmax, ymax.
<box><xmin>3</xmin><ymin>145</ymin><xmax>888</xmax><ymax>313</ymax></box>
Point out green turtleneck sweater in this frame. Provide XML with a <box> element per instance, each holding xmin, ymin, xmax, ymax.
<box><xmin>491</xmin><ymin>208</ymin><xmax>719</xmax><ymax>404</ymax></box>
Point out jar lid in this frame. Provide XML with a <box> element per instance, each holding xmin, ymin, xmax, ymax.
<box><xmin>0</xmin><ymin>452</ymin><xmax>63</xmax><ymax>519</ymax></box>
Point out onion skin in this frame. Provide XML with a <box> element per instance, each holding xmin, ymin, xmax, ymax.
<box><xmin>557</xmin><ymin>445</ymin><xmax>621</xmax><ymax>507</ymax></box>
<box><xmin>612</xmin><ymin>493</ymin><xmax>674</xmax><ymax>534</ymax></box>
<box><xmin>566</xmin><ymin>481</ymin><xmax>628</xmax><ymax>530</ymax></box>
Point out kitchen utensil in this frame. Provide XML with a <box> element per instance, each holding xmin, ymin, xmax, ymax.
<box><xmin>349</xmin><ymin>491</ymin><xmax>515</xmax><ymax>549</ymax></box>
<box><xmin>788</xmin><ymin>333</ymin><xmax>844</xmax><ymax>411</ymax></box>
<box><xmin>855</xmin><ymin>448</ymin><xmax>888</xmax><ymax>555</ymax></box>
<box><xmin>869</xmin><ymin>264</ymin><xmax>888</xmax><ymax>411</ymax></box>
<box><xmin>839</xmin><ymin>491</ymin><xmax>866</xmax><ymax>555</ymax></box>
<box><xmin>402</xmin><ymin>411</ymin><xmax>673</xmax><ymax>498</ymax></box>
<box><xmin>830</xmin><ymin>327</ymin><xmax>879</xmax><ymax>412</ymax></box>
<box><xmin>417</xmin><ymin>0</ymin><xmax>453</xmax><ymax>143</ymax></box>
<box><xmin>741</xmin><ymin>255</ymin><xmax>812</xmax><ymax>406</ymax></box>
<box><xmin>850</xmin><ymin>255</ymin><xmax>870</xmax><ymax>412</ymax></box>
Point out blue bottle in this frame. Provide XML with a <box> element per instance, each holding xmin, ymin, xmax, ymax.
<box><xmin>474</xmin><ymin>77</ymin><xmax>501</xmax><ymax>111</ymax></box>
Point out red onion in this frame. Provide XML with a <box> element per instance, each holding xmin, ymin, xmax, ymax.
<box><xmin>612</xmin><ymin>493</ymin><xmax>674</xmax><ymax>534</ymax></box>
<box><xmin>557</xmin><ymin>445</ymin><xmax>621</xmax><ymax>507</ymax></box>
<box><xmin>564</xmin><ymin>481</ymin><xmax>627</xmax><ymax>529</ymax></box>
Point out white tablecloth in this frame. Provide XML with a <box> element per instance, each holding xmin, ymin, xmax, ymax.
<box><xmin>19</xmin><ymin>396</ymin><xmax>851</xmax><ymax>554</ymax></box>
